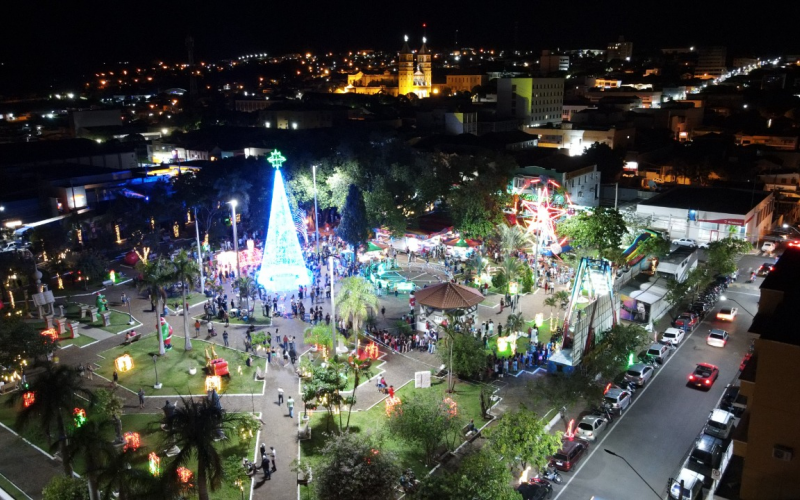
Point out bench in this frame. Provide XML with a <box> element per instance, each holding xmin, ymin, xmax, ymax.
<box><xmin>0</xmin><ymin>382</ymin><xmax>17</xmax><ymax>395</ymax></box>
<box><xmin>434</xmin><ymin>364</ymin><xmax>447</xmax><ymax>377</ymax></box>
<box><xmin>121</xmin><ymin>334</ymin><xmax>142</xmax><ymax>346</ymax></box>
<box><xmin>462</xmin><ymin>423</ymin><xmax>481</xmax><ymax>442</ymax></box>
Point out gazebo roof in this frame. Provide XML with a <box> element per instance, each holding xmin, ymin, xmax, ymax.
<box><xmin>414</xmin><ymin>282</ymin><xmax>484</xmax><ymax>310</ymax></box>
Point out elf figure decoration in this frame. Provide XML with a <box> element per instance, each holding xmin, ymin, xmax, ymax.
<box><xmin>160</xmin><ymin>315</ymin><xmax>173</xmax><ymax>350</ymax></box>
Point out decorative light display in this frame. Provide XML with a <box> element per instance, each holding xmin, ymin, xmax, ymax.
<box><xmin>173</xmin><ymin>222</ymin><xmax>180</xmax><ymax>238</ymax></box>
<box><xmin>176</xmin><ymin>467</ymin><xmax>193</xmax><ymax>483</ymax></box>
<box><xmin>73</xmin><ymin>408</ymin><xmax>87</xmax><ymax>428</ymax></box>
<box><xmin>519</xmin><ymin>465</ymin><xmax>532</xmax><ymax>485</ymax></box>
<box><xmin>115</xmin><ymin>354</ymin><xmax>134</xmax><ymax>372</ymax></box>
<box><xmin>320</xmin><ymin>345</ymin><xmax>329</xmax><ymax>360</ymax></box>
<box><xmin>364</xmin><ymin>342</ymin><xmax>379</xmax><ymax>360</ymax></box>
<box><xmin>257</xmin><ymin>150</ymin><xmax>311</xmax><ymax>292</ymax></box>
<box><xmin>56</xmin><ymin>273</ymin><xmax>64</xmax><ymax>289</ymax></box>
<box><xmin>385</xmin><ymin>396</ymin><xmax>402</xmax><ymax>417</ymax></box>
<box><xmin>123</xmin><ymin>432</ymin><xmax>141</xmax><ymax>451</ymax></box>
<box><xmin>205</xmin><ymin>375</ymin><xmax>222</xmax><ymax>392</ymax></box>
<box><xmin>109</xmin><ymin>270</ymin><xmax>116</xmax><ymax>283</ymax></box>
<box><xmin>115</xmin><ymin>224</ymin><xmax>122</xmax><ymax>243</ymax></box>
<box><xmin>150</xmin><ymin>217</ymin><xmax>155</xmax><ymax>230</ymax></box>
<box><xmin>441</xmin><ymin>397</ymin><xmax>458</xmax><ymax>418</ymax></box>
<box><xmin>148</xmin><ymin>452</ymin><xmax>161</xmax><ymax>476</ymax></box>
<box><xmin>496</xmin><ymin>332</ymin><xmax>518</xmax><ymax>356</ymax></box>
<box><xmin>41</xmin><ymin>329</ymin><xmax>59</xmax><ymax>341</ymax></box>
<box><xmin>22</xmin><ymin>391</ymin><xmax>35</xmax><ymax>408</ymax></box>
<box><xmin>186</xmin><ymin>210</ymin><xmax>192</xmax><ymax>223</ymax></box>
<box><xmin>535</xmin><ymin>313</ymin><xmax>544</xmax><ymax>327</ymax></box>
<box><xmin>76</xmin><ymin>229</ymin><xmax>83</xmax><ymax>245</ymax></box>
<box><xmin>564</xmin><ymin>418</ymin><xmax>575</xmax><ymax>439</ymax></box>
<box><xmin>9</xmin><ymin>290</ymin><xmax>15</xmax><ymax>309</ymax></box>
<box><xmin>513</xmin><ymin>177</ymin><xmax>574</xmax><ymax>256</ymax></box>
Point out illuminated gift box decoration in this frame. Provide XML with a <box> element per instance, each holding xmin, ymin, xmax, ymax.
<box><xmin>177</xmin><ymin>467</ymin><xmax>193</xmax><ymax>483</ymax></box>
<box><xmin>205</xmin><ymin>375</ymin><xmax>222</xmax><ymax>392</ymax></box>
<box><xmin>22</xmin><ymin>391</ymin><xmax>35</xmax><ymax>408</ymax></box>
<box><xmin>115</xmin><ymin>354</ymin><xmax>134</xmax><ymax>372</ymax></box>
<box><xmin>385</xmin><ymin>396</ymin><xmax>402</xmax><ymax>417</ymax></box>
<box><xmin>441</xmin><ymin>397</ymin><xmax>458</xmax><ymax>418</ymax></box>
<box><xmin>148</xmin><ymin>452</ymin><xmax>161</xmax><ymax>476</ymax></box>
<box><xmin>41</xmin><ymin>329</ymin><xmax>59</xmax><ymax>341</ymax></box>
<box><xmin>364</xmin><ymin>342</ymin><xmax>379</xmax><ymax>360</ymax></box>
<box><xmin>123</xmin><ymin>432</ymin><xmax>141</xmax><ymax>451</ymax></box>
<box><xmin>73</xmin><ymin>408</ymin><xmax>87</xmax><ymax>428</ymax></box>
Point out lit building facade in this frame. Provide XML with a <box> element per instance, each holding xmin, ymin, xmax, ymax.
<box><xmin>497</xmin><ymin>77</ymin><xmax>565</xmax><ymax>127</ymax></box>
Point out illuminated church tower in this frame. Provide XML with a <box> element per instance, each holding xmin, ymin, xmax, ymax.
<box><xmin>398</xmin><ymin>35</ymin><xmax>415</xmax><ymax>96</ymax></box>
<box><xmin>415</xmin><ymin>37</ymin><xmax>432</xmax><ymax>97</ymax></box>
<box><xmin>257</xmin><ymin>150</ymin><xmax>311</xmax><ymax>292</ymax></box>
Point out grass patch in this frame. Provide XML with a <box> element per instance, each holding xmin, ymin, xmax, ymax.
<box><xmin>192</xmin><ymin>313</ymin><xmax>272</xmax><ymax>326</ymax></box>
<box><xmin>94</xmin><ymin>336</ymin><xmax>265</xmax><ymax>397</ymax></box>
<box><xmin>0</xmin><ymin>471</ymin><xmax>27</xmax><ymax>500</ymax></box>
<box><xmin>59</xmin><ymin>334</ymin><xmax>98</xmax><ymax>349</ymax></box>
<box><xmin>64</xmin><ymin>303</ymin><xmax>141</xmax><ymax>334</ymax></box>
<box><xmin>300</xmin><ymin>377</ymin><xmax>486</xmax><ymax>483</ymax></box>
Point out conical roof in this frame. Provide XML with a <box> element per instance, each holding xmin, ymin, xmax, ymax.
<box><xmin>400</xmin><ymin>37</ymin><xmax>412</xmax><ymax>54</ymax></box>
<box><xmin>419</xmin><ymin>40</ymin><xmax>429</xmax><ymax>54</ymax></box>
<box><xmin>414</xmin><ymin>282</ymin><xmax>484</xmax><ymax>310</ymax></box>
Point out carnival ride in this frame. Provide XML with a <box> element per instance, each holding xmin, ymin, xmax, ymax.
<box><xmin>622</xmin><ymin>229</ymin><xmax>660</xmax><ymax>265</ymax></box>
<box><xmin>511</xmin><ymin>177</ymin><xmax>575</xmax><ymax>256</ymax></box>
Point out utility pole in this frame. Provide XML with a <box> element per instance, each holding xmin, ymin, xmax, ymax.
<box><xmin>194</xmin><ymin>207</ymin><xmax>205</xmax><ymax>294</ymax></box>
<box><xmin>329</xmin><ymin>256</ymin><xmax>336</xmax><ymax>355</ymax></box>
<box><xmin>312</xmin><ymin>164</ymin><xmax>320</xmax><ymax>256</ymax></box>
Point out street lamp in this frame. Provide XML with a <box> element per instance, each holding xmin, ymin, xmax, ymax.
<box><xmin>604</xmin><ymin>449</ymin><xmax>661</xmax><ymax>499</ymax></box>
<box><xmin>152</xmin><ymin>355</ymin><xmax>162</xmax><ymax>390</ymax></box>
<box><xmin>126</xmin><ymin>296</ymin><xmax>134</xmax><ymax>325</ymax></box>
<box><xmin>312</xmin><ymin>164</ymin><xmax>320</xmax><ymax>256</ymax></box>
<box><xmin>228</xmin><ymin>200</ymin><xmax>240</xmax><ymax>279</ymax></box>
<box><xmin>194</xmin><ymin>206</ymin><xmax>205</xmax><ymax>294</ymax></box>
<box><xmin>720</xmin><ymin>295</ymin><xmax>757</xmax><ymax>317</ymax></box>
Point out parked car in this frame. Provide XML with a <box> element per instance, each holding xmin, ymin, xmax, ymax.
<box><xmin>624</xmin><ymin>363</ymin><xmax>655</xmax><ymax>387</ymax></box>
<box><xmin>673</xmin><ymin>238</ymin><xmax>698</xmax><ymax>248</ymax></box>
<box><xmin>687</xmin><ymin>434</ymin><xmax>724</xmax><ymax>477</ymax></box>
<box><xmin>0</xmin><ymin>240</ymin><xmax>15</xmax><ymax>252</ymax></box>
<box><xmin>603</xmin><ymin>387</ymin><xmax>632</xmax><ymax>414</ymax></box>
<box><xmin>661</xmin><ymin>327</ymin><xmax>686</xmax><ymax>345</ymax></box>
<box><xmin>669</xmin><ymin>468</ymin><xmax>705</xmax><ymax>500</ymax></box>
<box><xmin>688</xmin><ymin>363</ymin><xmax>719</xmax><ymax>389</ymax></box>
<box><xmin>646</xmin><ymin>343</ymin><xmax>673</xmax><ymax>364</ymax></box>
<box><xmin>673</xmin><ymin>312</ymin><xmax>699</xmax><ymax>330</ymax></box>
<box><xmin>716</xmin><ymin>307</ymin><xmax>738</xmax><ymax>321</ymax></box>
<box><xmin>704</xmin><ymin>409</ymin><xmax>735</xmax><ymax>440</ymax></box>
<box><xmin>698</xmin><ymin>241</ymin><xmax>710</xmax><ymax>249</ymax></box>
<box><xmin>517</xmin><ymin>479</ymin><xmax>553</xmax><ymax>500</ymax></box>
<box><xmin>761</xmin><ymin>241</ymin><xmax>777</xmax><ymax>253</ymax></box>
<box><xmin>550</xmin><ymin>439</ymin><xmax>589</xmax><ymax>472</ymax></box>
<box><xmin>756</xmin><ymin>262</ymin><xmax>775</xmax><ymax>276</ymax></box>
<box><xmin>576</xmin><ymin>415</ymin><xmax>608</xmax><ymax>442</ymax></box>
<box><xmin>707</xmin><ymin>329</ymin><xmax>729</xmax><ymax>347</ymax></box>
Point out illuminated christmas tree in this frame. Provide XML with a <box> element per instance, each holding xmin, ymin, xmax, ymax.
<box><xmin>257</xmin><ymin>150</ymin><xmax>311</xmax><ymax>292</ymax></box>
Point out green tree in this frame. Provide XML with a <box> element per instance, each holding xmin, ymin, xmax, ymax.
<box><xmin>497</xmin><ymin>224</ymin><xmax>530</xmax><ymax>255</ymax></box>
<box><xmin>582</xmin><ymin>323</ymin><xmax>649</xmax><ymax>379</ymax></box>
<box><xmin>497</xmin><ymin>257</ymin><xmax>526</xmax><ymax>295</ymax></box>
<box><xmin>438</xmin><ymin>319</ymin><xmax>488</xmax><ymax>391</ymax></box>
<box><xmin>8</xmin><ymin>364</ymin><xmax>93</xmax><ymax>476</ymax></box>
<box><xmin>705</xmin><ymin>237</ymin><xmax>752</xmax><ymax>276</ymax></box>
<box><xmin>415</xmin><ymin>448</ymin><xmax>522</xmax><ymax>500</ymax></box>
<box><xmin>528</xmin><ymin>371</ymin><xmax>602</xmax><ymax>414</ymax></box>
<box><xmin>315</xmin><ymin>432</ymin><xmax>402</xmax><ymax>500</ymax></box>
<box><xmin>558</xmin><ymin>207</ymin><xmax>627</xmax><ymax>262</ymax></box>
<box><xmin>505</xmin><ymin>312</ymin><xmax>526</xmax><ymax>335</ymax></box>
<box><xmin>386</xmin><ymin>391</ymin><xmax>463</xmax><ymax>466</ymax></box>
<box><xmin>337</xmin><ymin>277</ymin><xmax>379</xmax><ymax>351</ymax></box>
<box><xmin>233</xmin><ymin>276</ymin><xmax>258</xmax><ymax>314</ymax></box>
<box><xmin>135</xmin><ymin>258</ymin><xmax>174</xmax><ymax>355</ymax></box>
<box><xmin>0</xmin><ymin>315</ymin><xmax>57</xmax><ymax>368</ymax></box>
<box><xmin>42</xmin><ymin>475</ymin><xmax>90</xmax><ymax>500</ymax></box>
<box><xmin>162</xmin><ymin>397</ymin><xmax>252</xmax><ymax>500</ymax></box>
<box><xmin>486</xmin><ymin>404</ymin><xmax>562</xmax><ymax>472</ymax></box>
<box><xmin>306</xmin><ymin>360</ymin><xmax>348</xmax><ymax>432</ymax></box>
<box><xmin>172</xmin><ymin>250</ymin><xmax>200</xmax><ymax>351</ymax></box>
<box><xmin>72</xmin><ymin>250</ymin><xmax>109</xmax><ymax>289</ymax></box>
<box><xmin>584</xmin><ymin>142</ymin><xmax>625</xmax><ymax>183</ymax></box>
<box><xmin>63</xmin><ymin>418</ymin><xmax>119</xmax><ymax>500</ymax></box>
<box><xmin>344</xmin><ymin>356</ymin><xmax>373</xmax><ymax>431</ymax></box>
<box><xmin>337</xmin><ymin>184</ymin><xmax>370</xmax><ymax>255</ymax></box>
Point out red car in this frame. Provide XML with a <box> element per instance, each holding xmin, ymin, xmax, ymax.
<box><xmin>550</xmin><ymin>438</ymin><xmax>589</xmax><ymax>472</ymax></box>
<box><xmin>673</xmin><ymin>312</ymin><xmax>699</xmax><ymax>330</ymax></box>
<box><xmin>688</xmin><ymin>363</ymin><xmax>720</xmax><ymax>390</ymax></box>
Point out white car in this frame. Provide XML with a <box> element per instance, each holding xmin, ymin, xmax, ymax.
<box><xmin>761</xmin><ymin>241</ymin><xmax>776</xmax><ymax>253</ymax></box>
<box><xmin>661</xmin><ymin>327</ymin><xmax>686</xmax><ymax>345</ymax></box>
<box><xmin>673</xmin><ymin>238</ymin><xmax>698</xmax><ymax>248</ymax></box>
<box><xmin>576</xmin><ymin>415</ymin><xmax>608</xmax><ymax>442</ymax></box>
<box><xmin>716</xmin><ymin>307</ymin><xmax>738</xmax><ymax>322</ymax></box>
<box><xmin>707</xmin><ymin>329</ymin><xmax>729</xmax><ymax>348</ymax></box>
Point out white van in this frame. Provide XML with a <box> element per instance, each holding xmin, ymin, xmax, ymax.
<box><xmin>669</xmin><ymin>468</ymin><xmax>704</xmax><ymax>500</ymax></box>
<box><xmin>761</xmin><ymin>241</ymin><xmax>776</xmax><ymax>253</ymax></box>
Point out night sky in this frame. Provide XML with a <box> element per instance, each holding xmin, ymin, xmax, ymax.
<box><xmin>1</xmin><ymin>1</ymin><xmax>795</xmax><ymax>69</ymax></box>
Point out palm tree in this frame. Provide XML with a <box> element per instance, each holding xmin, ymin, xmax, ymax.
<box><xmin>172</xmin><ymin>250</ymin><xmax>200</xmax><ymax>351</ymax></box>
<box><xmin>63</xmin><ymin>419</ymin><xmax>119</xmax><ymax>500</ymax></box>
<box><xmin>162</xmin><ymin>397</ymin><xmax>251</xmax><ymax>500</ymax></box>
<box><xmin>543</xmin><ymin>296</ymin><xmax>558</xmax><ymax>327</ymax></box>
<box><xmin>336</xmin><ymin>277</ymin><xmax>379</xmax><ymax>352</ymax></box>
<box><xmin>8</xmin><ymin>363</ymin><xmax>93</xmax><ymax>476</ymax></box>
<box><xmin>98</xmin><ymin>447</ymin><xmax>161</xmax><ymax>500</ymax></box>
<box><xmin>497</xmin><ymin>257</ymin><xmax>526</xmax><ymax>295</ymax></box>
<box><xmin>136</xmin><ymin>258</ymin><xmax>174</xmax><ymax>355</ymax></box>
<box><xmin>234</xmin><ymin>276</ymin><xmax>258</xmax><ymax>315</ymax></box>
<box><xmin>344</xmin><ymin>356</ymin><xmax>373</xmax><ymax>431</ymax></box>
<box><xmin>505</xmin><ymin>312</ymin><xmax>526</xmax><ymax>335</ymax></box>
<box><xmin>497</xmin><ymin>224</ymin><xmax>529</xmax><ymax>255</ymax></box>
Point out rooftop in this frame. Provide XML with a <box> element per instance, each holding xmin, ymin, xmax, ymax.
<box><xmin>638</xmin><ymin>186</ymin><xmax>771</xmax><ymax>215</ymax></box>
<box><xmin>517</xmin><ymin>153</ymin><xmax>596</xmax><ymax>174</ymax></box>
<box><xmin>749</xmin><ymin>247</ymin><xmax>800</xmax><ymax>346</ymax></box>
<box><xmin>414</xmin><ymin>282</ymin><xmax>484</xmax><ymax>310</ymax></box>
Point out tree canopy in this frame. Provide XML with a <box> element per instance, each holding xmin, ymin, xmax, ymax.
<box><xmin>558</xmin><ymin>207</ymin><xmax>627</xmax><ymax>262</ymax></box>
<box><xmin>486</xmin><ymin>404</ymin><xmax>562</xmax><ymax>472</ymax></box>
<box><xmin>337</xmin><ymin>184</ymin><xmax>370</xmax><ymax>252</ymax></box>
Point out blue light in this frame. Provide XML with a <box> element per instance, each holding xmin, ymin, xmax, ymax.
<box><xmin>257</xmin><ymin>152</ymin><xmax>310</xmax><ymax>292</ymax></box>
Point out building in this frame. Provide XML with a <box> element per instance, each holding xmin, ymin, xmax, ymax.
<box><xmin>512</xmin><ymin>155</ymin><xmax>600</xmax><ymax>208</ymax></box>
<box><xmin>533</xmin><ymin>122</ymin><xmax>635</xmax><ymax>154</ymax></box>
<box><xmin>735</xmin><ymin>131</ymin><xmax>799</xmax><ymax>151</ymax></box>
<box><xmin>695</xmin><ymin>46</ymin><xmax>727</xmax><ymax>79</ymax></box>
<box><xmin>732</xmin><ymin>246</ymin><xmax>800</xmax><ymax>499</ymax></box>
<box><xmin>497</xmin><ymin>77</ymin><xmax>565</xmax><ymax>127</ymax></box>
<box><xmin>585</xmin><ymin>87</ymin><xmax>663</xmax><ymax>108</ymax></box>
<box><xmin>636</xmin><ymin>186</ymin><xmax>774</xmax><ymax>243</ymax></box>
<box><xmin>446</xmin><ymin>73</ymin><xmax>488</xmax><ymax>93</ymax></box>
<box><xmin>540</xmin><ymin>50</ymin><xmax>569</xmax><ymax>74</ymax></box>
<box><xmin>607</xmin><ymin>36</ymin><xmax>633</xmax><ymax>62</ymax></box>
<box><xmin>398</xmin><ymin>37</ymin><xmax>432</xmax><ymax>98</ymax></box>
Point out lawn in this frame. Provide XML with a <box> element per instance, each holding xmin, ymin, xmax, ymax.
<box><xmin>300</xmin><ymin>377</ymin><xmax>487</xmax><ymax>483</ymax></box>
<box><xmin>64</xmin><ymin>303</ymin><xmax>142</xmax><ymax>334</ymax></box>
<box><xmin>59</xmin><ymin>333</ymin><xmax>99</xmax><ymax>349</ymax></box>
<box><xmin>192</xmin><ymin>312</ymin><xmax>272</xmax><ymax>326</ymax></box>
<box><xmin>0</xmin><ymin>471</ymin><xmax>27</xmax><ymax>500</ymax></box>
<box><xmin>94</xmin><ymin>335</ymin><xmax>266</xmax><ymax>397</ymax></box>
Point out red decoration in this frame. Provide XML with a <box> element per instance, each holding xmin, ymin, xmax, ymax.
<box><xmin>385</xmin><ymin>396</ymin><xmax>402</xmax><ymax>417</ymax></box>
<box><xmin>123</xmin><ymin>432</ymin><xmax>141</xmax><ymax>451</ymax></box>
<box><xmin>442</xmin><ymin>397</ymin><xmax>458</xmax><ymax>418</ymax></box>
<box><xmin>364</xmin><ymin>342</ymin><xmax>379</xmax><ymax>360</ymax></box>
<box><xmin>22</xmin><ymin>392</ymin><xmax>35</xmax><ymax>408</ymax></box>
<box><xmin>564</xmin><ymin>419</ymin><xmax>575</xmax><ymax>439</ymax></box>
<box><xmin>176</xmin><ymin>467</ymin><xmax>193</xmax><ymax>483</ymax></box>
<box><xmin>41</xmin><ymin>329</ymin><xmax>58</xmax><ymax>341</ymax></box>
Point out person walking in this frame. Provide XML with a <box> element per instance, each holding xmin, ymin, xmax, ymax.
<box><xmin>381</xmin><ymin>306</ymin><xmax>386</xmax><ymax>319</ymax></box>
<box><xmin>222</xmin><ymin>330</ymin><xmax>229</xmax><ymax>347</ymax></box>
<box><xmin>137</xmin><ymin>387</ymin><xmax>145</xmax><ymax>409</ymax></box>
<box><xmin>112</xmin><ymin>370</ymin><xmax>119</xmax><ymax>386</ymax></box>
<box><xmin>287</xmin><ymin>396</ymin><xmax>294</xmax><ymax>418</ymax></box>
<box><xmin>277</xmin><ymin>387</ymin><xmax>284</xmax><ymax>405</ymax></box>
<box><xmin>194</xmin><ymin>319</ymin><xmax>201</xmax><ymax>338</ymax></box>
<box><xmin>270</xmin><ymin>447</ymin><xmax>277</xmax><ymax>472</ymax></box>
<box><xmin>261</xmin><ymin>453</ymin><xmax>271</xmax><ymax>479</ymax></box>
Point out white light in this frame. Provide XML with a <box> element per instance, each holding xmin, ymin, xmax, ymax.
<box><xmin>229</xmin><ymin>199</ymin><xmax>238</xmax><ymax>208</ymax></box>
<box><xmin>404</xmin><ymin>34</ymin><xmax>408</xmax><ymax>42</ymax></box>
<box><xmin>291</xmin><ymin>122</ymin><xmax>298</xmax><ymax>130</ymax></box>
<box><xmin>265</xmin><ymin>122</ymin><xmax>270</xmax><ymax>128</ymax></box>
<box><xmin>96</xmin><ymin>139</ymin><xmax>102</xmax><ymax>143</ymax></box>
<box><xmin>161</xmin><ymin>128</ymin><xmax>168</xmax><ymax>135</ymax></box>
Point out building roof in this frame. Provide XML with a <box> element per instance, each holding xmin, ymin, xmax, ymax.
<box><xmin>517</xmin><ymin>153</ymin><xmax>596</xmax><ymax>174</ymax></box>
<box><xmin>0</xmin><ymin>139</ymin><xmax>136</xmax><ymax>167</ymax></box>
<box><xmin>638</xmin><ymin>186</ymin><xmax>771</xmax><ymax>215</ymax></box>
<box><xmin>749</xmin><ymin>247</ymin><xmax>800</xmax><ymax>346</ymax></box>
<box><xmin>414</xmin><ymin>282</ymin><xmax>484</xmax><ymax>310</ymax></box>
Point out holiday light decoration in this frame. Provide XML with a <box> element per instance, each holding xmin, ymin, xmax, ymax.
<box><xmin>115</xmin><ymin>224</ymin><xmax>122</xmax><ymax>243</ymax></box>
<box><xmin>41</xmin><ymin>329</ymin><xmax>59</xmax><ymax>341</ymax></box>
<box><xmin>496</xmin><ymin>332</ymin><xmax>518</xmax><ymax>356</ymax></box>
<box><xmin>115</xmin><ymin>354</ymin><xmax>134</xmax><ymax>372</ymax></box>
<box><xmin>564</xmin><ymin>418</ymin><xmax>575</xmax><ymax>439</ymax></box>
<box><xmin>442</xmin><ymin>397</ymin><xmax>458</xmax><ymax>418</ymax></box>
<box><xmin>56</xmin><ymin>273</ymin><xmax>64</xmax><ymax>289</ymax></box>
<box><xmin>148</xmin><ymin>452</ymin><xmax>161</xmax><ymax>476</ymax></box>
<box><xmin>123</xmin><ymin>432</ymin><xmax>141</xmax><ymax>451</ymax></box>
<box><xmin>205</xmin><ymin>375</ymin><xmax>222</xmax><ymax>392</ymax></box>
<box><xmin>176</xmin><ymin>467</ymin><xmax>193</xmax><ymax>483</ymax></box>
<box><xmin>173</xmin><ymin>222</ymin><xmax>180</xmax><ymax>238</ymax></box>
<box><xmin>257</xmin><ymin>150</ymin><xmax>311</xmax><ymax>292</ymax></box>
<box><xmin>385</xmin><ymin>396</ymin><xmax>402</xmax><ymax>417</ymax></box>
<box><xmin>519</xmin><ymin>465</ymin><xmax>532</xmax><ymax>485</ymax></box>
<box><xmin>22</xmin><ymin>392</ymin><xmax>35</xmax><ymax>408</ymax></box>
<box><xmin>109</xmin><ymin>270</ymin><xmax>116</xmax><ymax>283</ymax></box>
<box><xmin>364</xmin><ymin>342</ymin><xmax>379</xmax><ymax>360</ymax></box>
<box><xmin>73</xmin><ymin>408</ymin><xmax>87</xmax><ymax>428</ymax></box>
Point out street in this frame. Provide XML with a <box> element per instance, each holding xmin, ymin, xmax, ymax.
<box><xmin>553</xmin><ymin>256</ymin><xmax>761</xmax><ymax>500</ymax></box>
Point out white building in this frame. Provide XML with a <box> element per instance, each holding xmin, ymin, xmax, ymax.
<box><xmin>497</xmin><ymin>77</ymin><xmax>565</xmax><ymax>127</ymax></box>
<box><xmin>636</xmin><ymin>186</ymin><xmax>774</xmax><ymax>243</ymax></box>
<box><xmin>512</xmin><ymin>155</ymin><xmax>600</xmax><ymax>208</ymax></box>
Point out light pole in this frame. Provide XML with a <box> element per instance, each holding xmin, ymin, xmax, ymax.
<box><xmin>329</xmin><ymin>255</ymin><xmax>336</xmax><ymax>355</ymax></box>
<box><xmin>312</xmin><ymin>164</ymin><xmax>320</xmax><ymax>256</ymax></box>
<box><xmin>194</xmin><ymin>207</ymin><xmax>205</xmax><ymax>294</ymax></box>
<box><xmin>126</xmin><ymin>297</ymin><xmax>134</xmax><ymax>325</ymax></box>
<box><xmin>152</xmin><ymin>355</ymin><xmax>161</xmax><ymax>389</ymax></box>
<box><xmin>228</xmin><ymin>200</ymin><xmax>240</xmax><ymax>279</ymax></box>
<box><xmin>604</xmin><ymin>449</ymin><xmax>661</xmax><ymax>499</ymax></box>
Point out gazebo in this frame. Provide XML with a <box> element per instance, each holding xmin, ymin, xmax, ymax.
<box><xmin>414</xmin><ymin>282</ymin><xmax>484</xmax><ymax>331</ymax></box>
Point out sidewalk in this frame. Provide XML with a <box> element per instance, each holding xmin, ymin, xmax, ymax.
<box><xmin>0</xmin><ymin>424</ymin><xmax>62</xmax><ymax>500</ymax></box>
